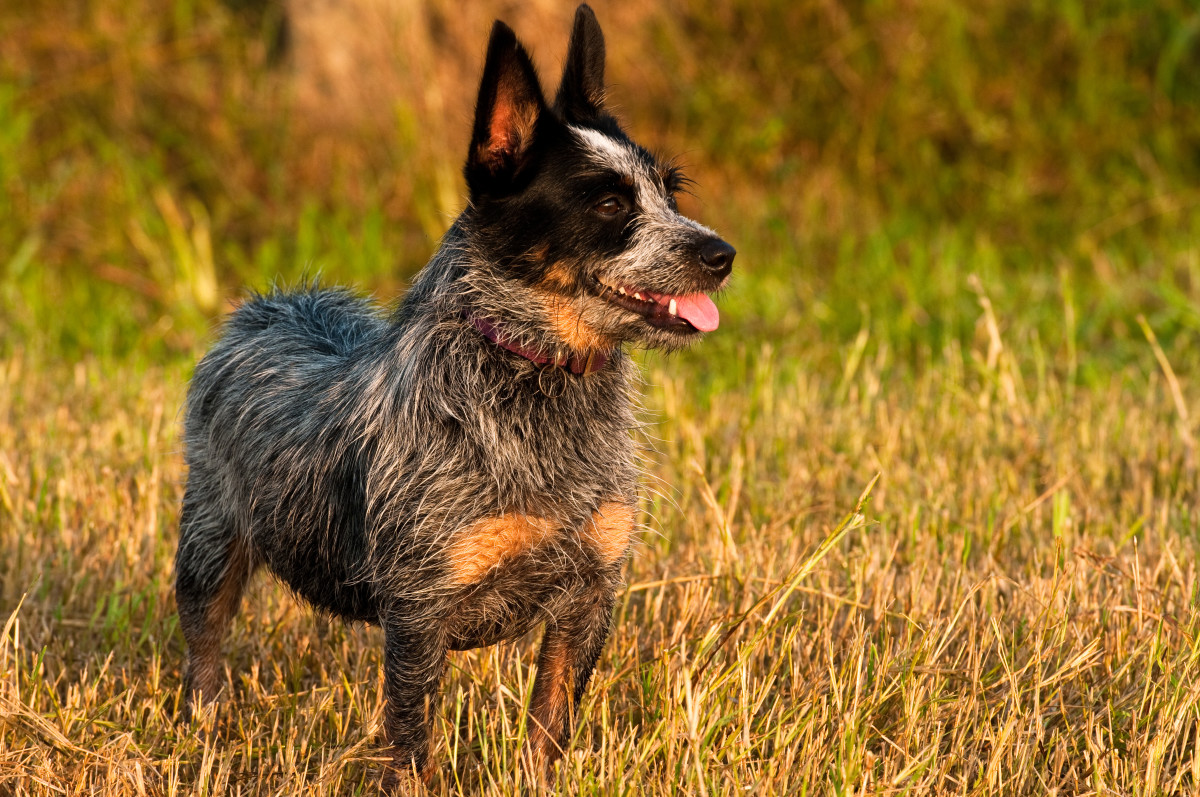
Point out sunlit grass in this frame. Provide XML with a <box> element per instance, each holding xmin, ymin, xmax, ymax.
<box><xmin>3</xmin><ymin>295</ymin><xmax>1199</xmax><ymax>793</ymax></box>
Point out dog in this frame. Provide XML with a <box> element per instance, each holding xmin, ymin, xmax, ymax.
<box><xmin>175</xmin><ymin>4</ymin><xmax>733</xmax><ymax>786</ymax></box>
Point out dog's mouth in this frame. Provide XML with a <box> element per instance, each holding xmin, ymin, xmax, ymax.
<box><xmin>594</xmin><ymin>277</ymin><xmax>719</xmax><ymax>333</ymax></box>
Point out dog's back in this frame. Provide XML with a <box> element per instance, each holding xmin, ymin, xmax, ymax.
<box><xmin>220</xmin><ymin>287</ymin><xmax>386</xmax><ymax>357</ymax></box>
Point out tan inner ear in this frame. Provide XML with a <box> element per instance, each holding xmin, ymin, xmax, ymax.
<box><xmin>481</xmin><ymin>74</ymin><xmax>540</xmax><ymax>167</ymax></box>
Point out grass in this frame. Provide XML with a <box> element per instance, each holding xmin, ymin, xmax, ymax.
<box><xmin>5</xmin><ymin>321</ymin><xmax>1200</xmax><ymax>794</ymax></box>
<box><xmin>3</xmin><ymin>0</ymin><xmax>1200</xmax><ymax>794</ymax></box>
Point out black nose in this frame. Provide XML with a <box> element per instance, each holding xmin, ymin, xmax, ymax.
<box><xmin>699</xmin><ymin>238</ymin><xmax>735</xmax><ymax>279</ymax></box>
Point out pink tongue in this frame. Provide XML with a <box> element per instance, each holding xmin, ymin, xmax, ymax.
<box><xmin>672</xmin><ymin>293</ymin><xmax>720</xmax><ymax>332</ymax></box>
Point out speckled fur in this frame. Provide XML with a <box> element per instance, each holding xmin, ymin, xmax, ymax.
<box><xmin>175</xmin><ymin>4</ymin><xmax>733</xmax><ymax>786</ymax></box>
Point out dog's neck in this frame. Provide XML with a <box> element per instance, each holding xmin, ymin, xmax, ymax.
<box><xmin>468</xmin><ymin>313</ymin><xmax>612</xmax><ymax>376</ymax></box>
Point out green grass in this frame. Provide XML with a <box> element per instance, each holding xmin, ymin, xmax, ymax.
<box><xmin>3</xmin><ymin>0</ymin><xmax>1200</xmax><ymax>794</ymax></box>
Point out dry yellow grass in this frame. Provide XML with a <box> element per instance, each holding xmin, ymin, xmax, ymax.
<box><xmin>3</xmin><ymin>314</ymin><xmax>1198</xmax><ymax>794</ymax></box>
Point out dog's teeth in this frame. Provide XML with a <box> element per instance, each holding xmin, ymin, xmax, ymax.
<box><xmin>668</xmin><ymin>298</ymin><xmax>678</xmax><ymax>316</ymax></box>
<box><xmin>633</xmin><ymin>292</ymin><xmax>643</xmax><ymax>300</ymax></box>
<box><xmin>618</xmin><ymin>287</ymin><xmax>627</xmax><ymax>295</ymax></box>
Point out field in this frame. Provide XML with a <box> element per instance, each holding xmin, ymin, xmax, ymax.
<box><xmin>3</xmin><ymin>1</ymin><xmax>1200</xmax><ymax>794</ymax></box>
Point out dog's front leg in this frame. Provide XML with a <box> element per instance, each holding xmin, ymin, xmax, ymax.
<box><xmin>528</xmin><ymin>585</ymin><xmax>617</xmax><ymax>776</ymax></box>
<box><xmin>379</xmin><ymin>611</ymin><xmax>448</xmax><ymax>790</ymax></box>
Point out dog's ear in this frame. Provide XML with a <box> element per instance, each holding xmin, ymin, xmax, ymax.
<box><xmin>554</xmin><ymin>4</ymin><xmax>606</xmax><ymax>123</ymax></box>
<box><xmin>467</xmin><ymin>21</ymin><xmax>547</xmax><ymax>194</ymax></box>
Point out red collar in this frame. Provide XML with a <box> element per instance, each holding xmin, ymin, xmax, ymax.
<box><xmin>468</xmin><ymin>314</ymin><xmax>612</xmax><ymax>376</ymax></box>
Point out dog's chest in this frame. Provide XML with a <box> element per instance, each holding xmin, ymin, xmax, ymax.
<box><xmin>443</xmin><ymin>502</ymin><xmax>632</xmax><ymax>649</ymax></box>
<box><xmin>450</xmin><ymin>369</ymin><xmax>639</xmax><ymax>513</ymax></box>
<box><xmin>480</xmin><ymin>379</ymin><xmax>634</xmax><ymax>482</ymax></box>
<box><xmin>447</xmin><ymin>501</ymin><xmax>632</xmax><ymax>583</ymax></box>
<box><xmin>428</xmin><ymin>365</ymin><xmax>638</xmax><ymax>647</ymax></box>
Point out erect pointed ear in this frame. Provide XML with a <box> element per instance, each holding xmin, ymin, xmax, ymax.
<box><xmin>467</xmin><ymin>21</ymin><xmax>547</xmax><ymax>192</ymax></box>
<box><xmin>553</xmin><ymin>4</ymin><xmax>606</xmax><ymax>123</ymax></box>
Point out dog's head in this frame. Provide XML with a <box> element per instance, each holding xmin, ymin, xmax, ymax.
<box><xmin>461</xmin><ymin>5</ymin><xmax>734</xmax><ymax>355</ymax></box>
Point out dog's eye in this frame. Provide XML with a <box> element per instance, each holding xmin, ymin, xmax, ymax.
<box><xmin>593</xmin><ymin>196</ymin><xmax>626</xmax><ymax>217</ymax></box>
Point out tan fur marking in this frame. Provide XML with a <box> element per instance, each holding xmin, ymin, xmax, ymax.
<box><xmin>587</xmin><ymin>501</ymin><xmax>634</xmax><ymax>564</ymax></box>
<box><xmin>539</xmin><ymin>261</ymin><xmax>573</xmax><ymax>290</ymax></box>
<box><xmin>448</xmin><ymin>514</ymin><xmax>556</xmax><ymax>585</ymax></box>
<box><xmin>529</xmin><ymin>632</ymin><xmax>574</xmax><ymax>764</ymax></box>
<box><xmin>538</xmin><ymin>292</ymin><xmax>614</xmax><ymax>353</ymax></box>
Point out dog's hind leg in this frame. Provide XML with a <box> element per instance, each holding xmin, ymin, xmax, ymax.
<box><xmin>175</xmin><ymin>482</ymin><xmax>256</xmax><ymax>718</ymax></box>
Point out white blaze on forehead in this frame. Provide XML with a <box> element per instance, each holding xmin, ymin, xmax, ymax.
<box><xmin>569</xmin><ymin>124</ymin><xmax>721</xmax><ymax>243</ymax></box>
<box><xmin>570</xmin><ymin>125</ymin><xmax>675</xmax><ymax>217</ymax></box>
<box><xmin>570</xmin><ymin>126</ymin><xmax>647</xmax><ymax>178</ymax></box>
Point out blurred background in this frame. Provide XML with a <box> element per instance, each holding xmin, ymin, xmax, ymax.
<box><xmin>2</xmin><ymin>0</ymin><xmax>1198</xmax><ymax>373</ymax></box>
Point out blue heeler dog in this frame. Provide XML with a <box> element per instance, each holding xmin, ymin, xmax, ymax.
<box><xmin>175</xmin><ymin>4</ymin><xmax>734</xmax><ymax>787</ymax></box>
